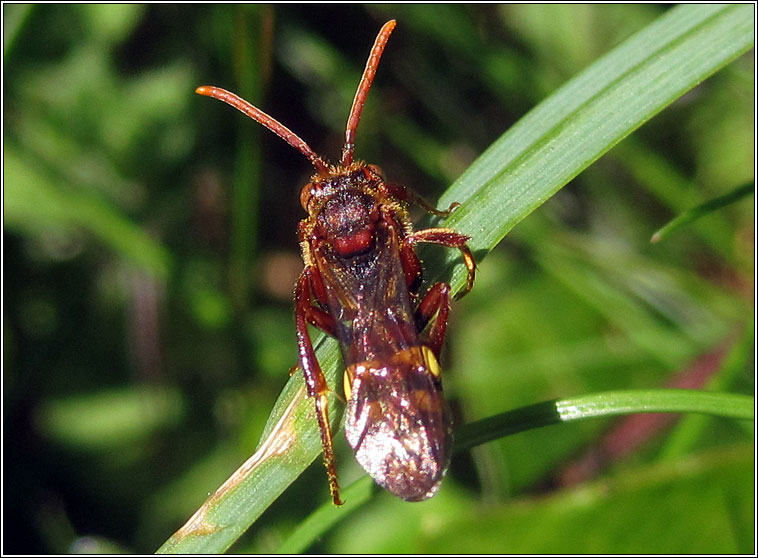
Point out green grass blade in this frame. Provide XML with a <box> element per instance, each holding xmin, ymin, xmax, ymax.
<box><xmin>227</xmin><ymin>8</ymin><xmax>265</xmax><ymax>310</ymax></box>
<box><xmin>651</xmin><ymin>181</ymin><xmax>754</xmax><ymax>243</ymax></box>
<box><xmin>158</xmin><ymin>4</ymin><xmax>753</xmax><ymax>553</ymax></box>
<box><xmin>275</xmin><ymin>475</ymin><xmax>377</xmax><ymax>554</ymax></box>
<box><xmin>659</xmin><ymin>322</ymin><xmax>756</xmax><ymax>459</ymax></box>
<box><xmin>156</xmin><ymin>340</ymin><xmax>342</xmax><ymax>554</ymax></box>
<box><xmin>431</xmin><ymin>3</ymin><xmax>753</xmax><ymax>291</ymax></box>
<box><xmin>279</xmin><ymin>389</ymin><xmax>754</xmax><ymax>553</ymax></box>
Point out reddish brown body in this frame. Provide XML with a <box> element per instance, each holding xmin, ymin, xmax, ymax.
<box><xmin>197</xmin><ymin>20</ymin><xmax>475</xmax><ymax>505</ymax></box>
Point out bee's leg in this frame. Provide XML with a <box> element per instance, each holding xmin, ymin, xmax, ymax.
<box><xmin>384</xmin><ymin>182</ymin><xmax>461</xmax><ymax>217</ymax></box>
<box><xmin>414</xmin><ymin>282</ymin><xmax>451</xmax><ymax>359</ymax></box>
<box><xmin>398</xmin><ymin>234</ymin><xmax>423</xmax><ymax>295</ymax></box>
<box><xmin>295</xmin><ymin>266</ymin><xmax>343</xmax><ymax>506</ymax></box>
<box><xmin>405</xmin><ymin>228</ymin><xmax>476</xmax><ymax>299</ymax></box>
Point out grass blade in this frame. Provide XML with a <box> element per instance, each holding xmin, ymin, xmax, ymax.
<box><xmin>651</xmin><ymin>181</ymin><xmax>754</xmax><ymax>243</ymax></box>
<box><xmin>280</xmin><ymin>389</ymin><xmax>754</xmax><ymax>553</ymax></box>
<box><xmin>431</xmin><ymin>3</ymin><xmax>753</xmax><ymax>290</ymax></box>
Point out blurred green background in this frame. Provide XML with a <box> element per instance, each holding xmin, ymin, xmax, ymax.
<box><xmin>3</xmin><ymin>4</ymin><xmax>753</xmax><ymax>554</ymax></box>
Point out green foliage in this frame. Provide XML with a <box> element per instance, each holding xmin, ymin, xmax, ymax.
<box><xmin>651</xmin><ymin>182</ymin><xmax>754</xmax><ymax>242</ymax></box>
<box><xmin>4</xmin><ymin>4</ymin><xmax>753</xmax><ymax>554</ymax></box>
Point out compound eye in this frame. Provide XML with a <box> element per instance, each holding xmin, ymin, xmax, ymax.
<box><xmin>366</xmin><ymin>164</ymin><xmax>386</xmax><ymax>181</ymax></box>
<box><xmin>300</xmin><ymin>182</ymin><xmax>320</xmax><ymax>211</ymax></box>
